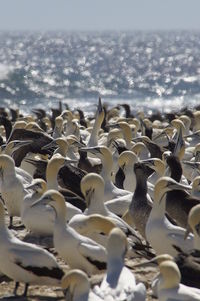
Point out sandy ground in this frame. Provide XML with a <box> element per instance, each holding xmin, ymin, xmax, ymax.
<box><xmin>0</xmin><ymin>216</ymin><xmax>158</xmax><ymax>301</ymax></box>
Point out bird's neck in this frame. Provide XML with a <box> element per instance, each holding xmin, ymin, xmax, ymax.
<box><xmin>73</xmin><ymin>284</ymin><xmax>89</xmax><ymax>301</ymax></box>
<box><xmin>87</xmin><ymin>196</ymin><xmax>107</xmax><ymax>215</ymax></box>
<box><xmin>100</xmin><ymin>161</ymin><xmax>113</xmax><ymax>181</ymax></box>
<box><xmin>151</xmin><ymin>194</ymin><xmax>166</xmax><ymax>218</ymax></box>
<box><xmin>193</xmin><ymin>230</ymin><xmax>200</xmax><ymax>251</ymax></box>
<box><xmin>46</xmin><ymin>166</ymin><xmax>60</xmax><ymax>190</ymax></box>
<box><xmin>106</xmin><ymin>257</ymin><xmax>124</xmax><ymax>288</ymax></box>
<box><xmin>159</xmin><ymin>275</ymin><xmax>179</xmax><ymax>290</ymax></box>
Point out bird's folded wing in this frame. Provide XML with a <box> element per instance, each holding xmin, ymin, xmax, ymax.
<box><xmin>9</xmin><ymin>246</ymin><xmax>57</xmax><ymax>268</ymax></box>
<box><xmin>78</xmin><ymin>242</ymin><xmax>106</xmax><ymax>262</ymax></box>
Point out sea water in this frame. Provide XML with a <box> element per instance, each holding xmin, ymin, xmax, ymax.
<box><xmin>0</xmin><ymin>31</ymin><xmax>200</xmax><ymax>115</ymax></box>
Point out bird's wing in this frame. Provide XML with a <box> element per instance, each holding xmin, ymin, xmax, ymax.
<box><xmin>9</xmin><ymin>243</ymin><xmax>58</xmax><ymax>268</ymax></box>
<box><xmin>78</xmin><ymin>242</ymin><xmax>107</xmax><ymax>270</ymax></box>
<box><xmin>78</xmin><ymin>242</ymin><xmax>106</xmax><ymax>262</ymax></box>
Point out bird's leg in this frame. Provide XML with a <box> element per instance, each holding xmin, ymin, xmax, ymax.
<box><xmin>13</xmin><ymin>282</ymin><xmax>19</xmax><ymax>295</ymax></box>
<box><xmin>8</xmin><ymin>216</ymin><xmax>13</xmax><ymax>229</ymax></box>
<box><xmin>22</xmin><ymin>283</ymin><xmax>29</xmax><ymax>297</ymax></box>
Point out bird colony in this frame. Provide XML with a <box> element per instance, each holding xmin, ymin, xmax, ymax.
<box><xmin>0</xmin><ymin>99</ymin><xmax>200</xmax><ymax>300</ymax></box>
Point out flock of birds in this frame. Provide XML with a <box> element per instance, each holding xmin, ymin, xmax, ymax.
<box><xmin>0</xmin><ymin>98</ymin><xmax>200</xmax><ymax>300</ymax></box>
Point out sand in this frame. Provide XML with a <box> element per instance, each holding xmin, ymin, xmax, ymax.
<box><xmin>0</xmin><ymin>215</ymin><xmax>158</xmax><ymax>300</ymax></box>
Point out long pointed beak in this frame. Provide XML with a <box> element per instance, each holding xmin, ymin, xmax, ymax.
<box><xmin>184</xmin><ymin>131</ymin><xmax>199</xmax><ymax>138</ymax></box>
<box><xmin>97</xmin><ymin>97</ymin><xmax>103</xmax><ymax>114</ymax></box>
<box><xmin>31</xmin><ymin>195</ymin><xmax>51</xmax><ymax>208</ymax></box>
<box><xmin>80</xmin><ymin>146</ymin><xmax>99</xmax><ymax>154</ymax></box>
<box><xmin>107</xmin><ymin>123</ymin><xmax>120</xmax><ymax>129</ymax></box>
<box><xmin>64</xmin><ymin>157</ymin><xmax>78</xmax><ymax>165</ymax></box>
<box><xmin>73</xmin><ymin>140</ymin><xmax>85</xmax><ymax>148</ymax></box>
<box><xmin>25</xmin><ymin>183</ymin><xmax>38</xmax><ymax>190</ymax></box>
<box><xmin>42</xmin><ymin>140</ymin><xmax>57</xmax><ymax>150</ymax></box>
<box><xmin>168</xmin><ymin>181</ymin><xmax>192</xmax><ymax>191</ymax></box>
<box><xmin>12</xmin><ymin>140</ymin><xmax>33</xmax><ymax>148</ymax></box>
<box><xmin>140</xmin><ymin>158</ymin><xmax>155</xmax><ymax>167</ymax></box>
<box><xmin>132</xmin><ymin>257</ymin><xmax>158</xmax><ymax>268</ymax></box>
<box><xmin>182</xmin><ymin>161</ymin><xmax>200</xmax><ymax>170</ymax></box>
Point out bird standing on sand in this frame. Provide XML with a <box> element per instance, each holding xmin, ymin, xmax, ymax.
<box><xmin>0</xmin><ymin>199</ymin><xmax>64</xmax><ymax>297</ymax></box>
<box><xmin>32</xmin><ymin>190</ymin><xmax>107</xmax><ymax>275</ymax></box>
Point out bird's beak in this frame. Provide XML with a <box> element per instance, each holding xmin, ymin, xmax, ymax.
<box><xmin>141</xmin><ymin>159</ymin><xmax>155</xmax><ymax>168</ymax></box>
<box><xmin>15</xmin><ymin>140</ymin><xmax>33</xmax><ymax>147</ymax></box>
<box><xmin>31</xmin><ymin>195</ymin><xmax>51</xmax><ymax>208</ymax></box>
<box><xmin>42</xmin><ymin>140</ymin><xmax>56</xmax><ymax>150</ymax></box>
<box><xmin>25</xmin><ymin>182</ymin><xmax>38</xmax><ymax>190</ymax></box>
<box><xmin>64</xmin><ymin>158</ymin><xmax>78</xmax><ymax>165</ymax></box>
<box><xmin>80</xmin><ymin>146</ymin><xmax>100</xmax><ymax>155</ymax></box>
<box><xmin>132</xmin><ymin>257</ymin><xmax>158</xmax><ymax>268</ymax></box>
<box><xmin>167</xmin><ymin>181</ymin><xmax>192</xmax><ymax>192</ymax></box>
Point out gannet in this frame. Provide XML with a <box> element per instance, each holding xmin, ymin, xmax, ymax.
<box><xmin>131</xmin><ymin>142</ymin><xmax>150</xmax><ymax>160</ymax></box>
<box><xmin>145</xmin><ymin>177</ymin><xmax>194</xmax><ymax>256</ymax></box>
<box><xmin>0</xmin><ymin>140</ymin><xmax>33</xmax><ymax>185</ymax></box>
<box><xmin>122</xmin><ymin>162</ymin><xmax>153</xmax><ymax>239</ymax></box>
<box><xmin>8</xmin><ymin>127</ymin><xmax>53</xmax><ymax>168</ymax></box>
<box><xmin>115</xmin><ymin>150</ymin><xmax>138</xmax><ymax>192</ymax></box>
<box><xmin>184</xmin><ymin>129</ymin><xmax>200</xmax><ymax>147</ymax></box>
<box><xmin>115</xmin><ymin>121</ymin><xmax>134</xmax><ymax>149</ymax></box>
<box><xmin>69</xmin><ymin>214</ymin><xmax>115</xmax><ymax>247</ymax></box>
<box><xmin>157</xmin><ymin>260</ymin><xmax>200</xmax><ymax>301</ymax></box>
<box><xmin>81</xmin><ymin>146</ymin><xmax>131</xmax><ymax>201</ymax></box>
<box><xmin>46</xmin><ymin>154</ymin><xmax>76</xmax><ymax>190</ymax></box>
<box><xmin>185</xmin><ymin>204</ymin><xmax>200</xmax><ymax>250</ymax></box>
<box><xmin>142</xmin><ymin>158</ymin><xmax>165</xmax><ymax>186</ymax></box>
<box><xmin>140</xmin><ymin>118</ymin><xmax>153</xmax><ymax>139</ymax></box>
<box><xmin>0</xmin><ymin>199</ymin><xmax>64</xmax><ymax>296</ymax></box>
<box><xmin>94</xmin><ymin>228</ymin><xmax>146</xmax><ymax>301</ymax></box>
<box><xmin>25</xmin><ymin>155</ymin><xmax>87</xmax><ymax>202</ymax></box>
<box><xmin>32</xmin><ymin>190</ymin><xmax>107</xmax><ymax>275</ymax></box>
<box><xmin>80</xmin><ymin>172</ymin><xmax>142</xmax><ymax>243</ymax></box>
<box><xmin>46</xmin><ymin>154</ymin><xmax>86</xmax><ymax>210</ymax></box>
<box><xmin>165</xmin><ymin>154</ymin><xmax>200</xmax><ymax>228</ymax></box>
<box><xmin>171</xmin><ymin>119</ymin><xmax>186</xmax><ymax>160</ymax></box>
<box><xmin>0</xmin><ymin>154</ymin><xmax>28</xmax><ymax>227</ymax></box>
<box><xmin>134</xmin><ymin>252</ymin><xmax>200</xmax><ymax>293</ymax></box>
<box><xmin>133</xmin><ymin>135</ymin><xmax>163</xmax><ymax>159</ymax></box>
<box><xmin>52</xmin><ymin>115</ymin><xmax>63</xmax><ymax>138</ymax></box>
<box><xmin>62</xmin><ymin>269</ymin><xmax>103</xmax><ymax>301</ymax></box>
<box><xmin>22</xmin><ymin>178</ymin><xmax>81</xmax><ymax>236</ymax></box>
<box><xmin>87</xmin><ymin>97</ymin><xmax>104</xmax><ymax>147</ymax></box>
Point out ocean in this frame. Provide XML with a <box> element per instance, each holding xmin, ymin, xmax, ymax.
<box><xmin>0</xmin><ymin>30</ymin><xmax>200</xmax><ymax>115</ymax></box>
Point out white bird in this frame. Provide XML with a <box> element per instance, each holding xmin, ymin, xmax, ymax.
<box><xmin>116</xmin><ymin>150</ymin><xmax>138</xmax><ymax>192</ymax></box>
<box><xmin>0</xmin><ymin>154</ymin><xmax>28</xmax><ymax>227</ymax></box>
<box><xmin>94</xmin><ymin>228</ymin><xmax>146</xmax><ymax>301</ymax></box>
<box><xmin>1</xmin><ymin>140</ymin><xmax>33</xmax><ymax>184</ymax></box>
<box><xmin>22</xmin><ymin>178</ymin><xmax>53</xmax><ymax>236</ymax></box>
<box><xmin>32</xmin><ymin>190</ymin><xmax>107</xmax><ymax>275</ymax></box>
<box><xmin>22</xmin><ymin>178</ymin><xmax>81</xmax><ymax>236</ymax></box>
<box><xmin>145</xmin><ymin>176</ymin><xmax>194</xmax><ymax>256</ymax></box>
<box><xmin>69</xmin><ymin>214</ymin><xmax>116</xmax><ymax>247</ymax></box>
<box><xmin>80</xmin><ymin>146</ymin><xmax>132</xmax><ymax>201</ymax></box>
<box><xmin>185</xmin><ymin>203</ymin><xmax>200</xmax><ymax>250</ymax></box>
<box><xmin>157</xmin><ymin>260</ymin><xmax>200</xmax><ymax>301</ymax></box>
<box><xmin>86</xmin><ymin>97</ymin><xmax>105</xmax><ymax>147</ymax></box>
<box><xmin>61</xmin><ymin>269</ymin><xmax>104</xmax><ymax>301</ymax></box>
<box><xmin>0</xmin><ymin>199</ymin><xmax>64</xmax><ymax>297</ymax></box>
<box><xmin>79</xmin><ymin>172</ymin><xmax>142</xmax><ymax>244</ymax></box>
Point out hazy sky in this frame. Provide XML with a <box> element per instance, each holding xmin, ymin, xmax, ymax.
<box><xmin>0</xmin><ymin>0</ymin><xmax>200</xmax><ymax>31</ymax></box>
